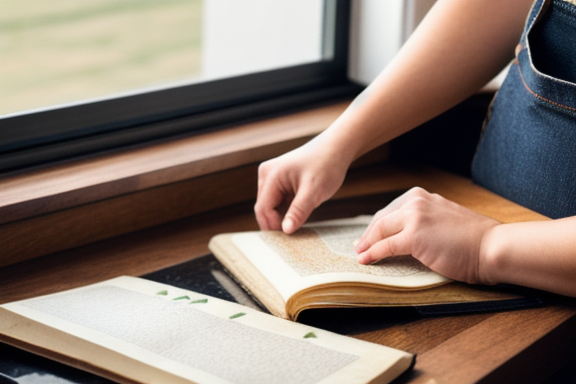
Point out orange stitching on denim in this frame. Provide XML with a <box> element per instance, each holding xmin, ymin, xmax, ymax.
<box><xmin>516</xmin><ymin>63</ymin><xmax>576</xmax><ymax>112</ymax></box>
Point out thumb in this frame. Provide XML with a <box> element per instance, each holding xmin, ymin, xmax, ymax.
<box><xmin>357</xmin><ymin>232</ymin><xmax>410</xmax><ymax>265</ymax></box>
<box><xmin>282</xmin><ymin>190</ymin><xmax>322</xmax><ymax>234</ymax></box>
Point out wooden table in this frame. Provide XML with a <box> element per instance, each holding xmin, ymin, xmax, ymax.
<box><xmin>1</xmin><ymin>163</ymin><xmax>575</xmax><ymax>384</ymax></box>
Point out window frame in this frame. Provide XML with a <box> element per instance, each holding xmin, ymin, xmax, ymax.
<box><xmin>0</xmin><ymin>0</ymin><xmax>360</xmax><ymax>172</ymax></box>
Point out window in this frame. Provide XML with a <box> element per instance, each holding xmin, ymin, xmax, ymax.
<box><xmin>0</xmin><ymin>0</ymin><xmax>203</xmax><ymax>116</ymax></box>
<box><xmin>0</xmin><ymin>0</ymin><xmax>359</xmax><ymax>172</ymax></box>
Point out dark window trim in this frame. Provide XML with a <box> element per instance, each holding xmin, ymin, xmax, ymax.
<box><xmin>0</xmin><ymin>0</ymin><xmax>362</xmax><ymax>173</ymax></box>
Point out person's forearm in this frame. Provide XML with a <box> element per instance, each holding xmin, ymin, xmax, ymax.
<box><xmin>316</xmin><ymin>0</ymin><xmax>533</xmax><ymax>164</ymax></box>
<box><xmin>481</xmin><ymin>216</ymin><xmax>576</xmax><ymax>297</ymax></box>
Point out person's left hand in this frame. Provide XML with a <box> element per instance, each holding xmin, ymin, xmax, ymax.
<box><xmin>354</xmin><ymin>187</ymin><xmax>500</xmax><ymax>284</ymax></box>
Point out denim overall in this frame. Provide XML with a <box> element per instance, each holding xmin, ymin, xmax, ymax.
<box><xmin>471</xmin><ymin>0</ymin><xmax>576</xmax><ymax>219</ymax></box>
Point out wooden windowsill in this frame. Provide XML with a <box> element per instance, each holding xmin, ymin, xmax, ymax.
<box><xmin>0</xmin><ymin>100</ymin><xmax>391</xmax><ymax>267</ymax></box>
<box><xmin>0</xmin><ymin>101</ymin><xmax>352</xmax><ymax>225</ymax></box>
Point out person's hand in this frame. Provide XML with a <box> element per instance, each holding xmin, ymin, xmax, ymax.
<box><xmin>354</xmin><ymin>187</ymin><xmax>500</xmax><ymax>284</ymax></box>
<box><xmin>254</xmin><ymin>141</ymin><xmax>349</xmax><ymax>234</ymax></box>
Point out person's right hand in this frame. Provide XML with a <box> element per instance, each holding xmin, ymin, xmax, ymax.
<box><xmin>254</xmin><ymin>140</ymin><xmax>349</xmax><ymax>234</ymax></box>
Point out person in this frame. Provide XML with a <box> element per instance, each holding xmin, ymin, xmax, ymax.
<box><xmin>254</xmin><ymin>0</ymin><xmax>576</xmax><ymax>297</ymax></box>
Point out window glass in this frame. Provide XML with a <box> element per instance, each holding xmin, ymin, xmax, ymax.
<box><xmin>202</xmin><ymin>0</ymin><xmax>323</xmax><ymax>80</ymax></box>
<box><xmin>0</xmin><ymin>0</ymin><xmax>323</xmax><ymax>117</ymax></box>
<box><xmin>0</xmin><ymin>0</ymin><xmax>350</xmax><ymax>172</ymax></box>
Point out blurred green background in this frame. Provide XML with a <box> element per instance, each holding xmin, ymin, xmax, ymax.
<box><xmin>0</xmin><ymin>0</ymin><xmax>202</xmax><ymax>116</ymax></box>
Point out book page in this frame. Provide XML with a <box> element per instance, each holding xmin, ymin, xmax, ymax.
<box><xmin>231</xmin><ymin>216</ymin><xmax>449</xmax><ymax>300</ymax></box>
<box><xmin>0</xmin><ymin>277</ymin><xmax>412</xmax><ymax>384</ymax></box>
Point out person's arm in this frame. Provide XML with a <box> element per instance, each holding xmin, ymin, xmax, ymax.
<box><xmin>355</xmin><ymin>188</ymin><xmax>576</xmax><ymax>297</ymax></box>
<box><xmin>255</xmin><ymin>0</ymin><xmax>534</xmax><ymax>234</ymax></box>
<box><xmin>483</xmin><ymin>217</ymin><xmax>576</xmax><ymax>297</ymax></box>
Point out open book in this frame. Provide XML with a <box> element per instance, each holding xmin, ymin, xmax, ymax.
<box><xmin>209</xmin><ymin>216</ymin><xmax>527</xmax><ymax>321</ymax></box>
<box><xmin>0</xmin><ymin>276</ymin><xmax>414</xmax><ymax>384</ymax></box>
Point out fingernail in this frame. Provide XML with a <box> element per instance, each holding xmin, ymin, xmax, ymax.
<box><xmin>357</xmin><ymin>252</ymin><xmax>370</xmax><ymax>265</ymax></box>
<box><xmin>354</xmin><ymin>239</ymin><xmax>366</xmax><ymax>253</ymax></box>
<box><xmin>282</xmin><ymin>218</ymin><xmax>295</xmax><ymax>234</ymax></box>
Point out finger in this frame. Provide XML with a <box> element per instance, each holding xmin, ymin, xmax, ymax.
<box><xmin>357</xmin><ymin>231</ymin><xmax>411</xmax><ymax>265</ymax></box>
<box><xmin>282</xmin><ymin>188</ymin><xmax>323</xmax><ymax>234</ymax></box>
<box><xmin>355</xmin><ymin>210</ymin><xmax>405</xmax><ymax>254</ymax></box>
<box><xmin>357</xmin><ymin>208</ymin><xmax>396</xmax><ymax>251</ymax></box>
<box><xmin>358</xmin><ymin>187</ymin><xmax>433</xmax><ymax>250</ymax></box>
<box><xmin>254</xmin><ymin>200</ymin><xmax>283</xmax><ymax>231</ymax></box>
<box><xmin>254</xmin><ymin>180</ymin><xmax>290</xmax><ymax>231</ymax></box>
<box><xmin>359</xmin><ymin>189</ymin><xmax>418</xmax><ymax>243</ymax></box>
